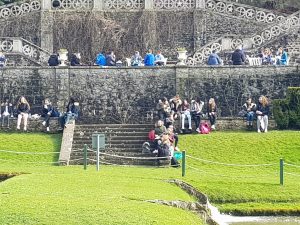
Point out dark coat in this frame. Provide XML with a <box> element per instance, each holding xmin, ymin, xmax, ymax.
<box><xmin>231</xmin><ymin>49</ymin><xmax>246</xmax><ymax>65</ymax></box>
<box><xmin>48</xmin><ymin>54</ymin><xmax>59</xmax><ymax>66</ymax></box>
<box><xmin>256</xmin><ymin>103</ymin><xmax>270</xmax><ymax>116</ymax></box>
<box><xmin>17</xmin><ymin>103</ymin><xmax>30</xmax><ymax>114</ymax></box>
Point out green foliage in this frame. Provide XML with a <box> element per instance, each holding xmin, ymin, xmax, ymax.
<box><xmin>273</xmin><ymin>87</ymin><xmax>300</xmax><ymax>129</ymax></box>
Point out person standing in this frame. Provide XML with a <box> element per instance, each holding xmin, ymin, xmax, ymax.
<box><xmin>16</xmin><ymin>96</ymin><xmax>30</xmax><ymax>131</ymax></box>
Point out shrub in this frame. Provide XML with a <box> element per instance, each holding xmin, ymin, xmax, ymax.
<box><xmin>273</xmin><ymin>87</ymin><xmax>300</xmax><ymax>129</ymax></box>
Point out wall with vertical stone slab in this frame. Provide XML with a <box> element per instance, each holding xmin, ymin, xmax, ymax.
<box><xmin>0</xmin><ymin>66</ymin><xmax>299</xmax><ymax>123</ymax></box>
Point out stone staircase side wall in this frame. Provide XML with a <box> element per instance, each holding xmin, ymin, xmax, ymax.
<box><xmin>59</xmin><ymin>121</ymin><xmax>75</xmax><ymax>165</ymax></box>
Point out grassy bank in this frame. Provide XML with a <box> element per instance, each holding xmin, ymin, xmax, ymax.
<box><xmin>0</xmin><ymin>131</ymin><xmax>300</xmax><ymax>224</ymax></box>
<box><xmin>179</xmin><ymin>131</ymin><xmax>300</xmax><ymax>215</ymax></box>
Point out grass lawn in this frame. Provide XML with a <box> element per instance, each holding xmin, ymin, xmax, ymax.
<box><xmin>0</xmin><ymin>131</ymin><xmax>300</xmax><ymax>224</ymax></box>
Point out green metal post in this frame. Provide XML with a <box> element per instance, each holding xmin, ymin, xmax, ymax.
<box><xmin>83</xmin><ymin>144</ymin><xmax>87</xmax><ymax>170</ymax></box>
<box><xmin>182</xmin><ymin>150</ymin><xmax>186</xmax><ymax>177</ymax></box>
<box><xmin>280</xmin><ymin>159</ymin><xmax>284</xmax><ymax>185</ymax></box>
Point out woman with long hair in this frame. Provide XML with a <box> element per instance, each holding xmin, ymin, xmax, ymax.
<box><xmin>208</xmin><ymin>98</ymin><xmax>217</xmax><ymax>130</ymax></box>
<box><xmin>16</xmin><ymin>96</ymin><xmax>30</xmax><ymax>131</ymax></box>
<box><xmin>256</xmin><ymin>95</ymin><xmax>270</xmax><ymax>133</ymax></box>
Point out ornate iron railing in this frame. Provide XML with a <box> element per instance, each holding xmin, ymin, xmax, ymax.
<box><xmin>104</xmin><ymin>0</ymin><xmax>144</xmax><ymax>10</ymax></box>
<box><xmin>153</xmin><ymin>0</ymin><xmax>195</xmax><ymax>10</ymax></box>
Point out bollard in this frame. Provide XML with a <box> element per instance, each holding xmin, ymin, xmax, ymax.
<box><xmin>182</xmin><ymin>150</ymin><xmax>186</xmax><ymax>177</ymax></box>
<box><xmin>280</xmin><ymin>158</ymin><xmax>284</xmax><ymax>185</ymax></box>
<box><xmin>83</xmin><ymin>144</ymin><xmax>87</xmax><ymax>170</ymax></box>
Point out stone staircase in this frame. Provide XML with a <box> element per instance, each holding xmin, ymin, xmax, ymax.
<box><xmin>70</xmin><ymin>124</ymin><xmax>165</xmax><ymax>166</ymax></box>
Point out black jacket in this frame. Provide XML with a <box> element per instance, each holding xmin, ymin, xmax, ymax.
<box><xmin>17</xmin><ymin>103</ymin><xmax>30</xmax><ymax>114</ymax></box>
<box><xmin>256</xmin><ymin>103</ymin><xmax>270</xmax><ymax>116</ymax></box>
<box><xmin>232</xmin><ymin>49</ymin><xmax>246</xmax><ymax>65</ymax></box>
<box><xmin>70</xmin><ymin>54</ymin><xmax>80</xmax><ymax>66</ymax></box>
<box><xmin>48</xmin><ymin>54</ymin><xmax>59</xmax><ymax>66</ymax></box>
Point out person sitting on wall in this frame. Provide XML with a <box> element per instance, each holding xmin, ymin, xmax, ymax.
<box><xmin>191</xmin><ymin>97</ymin><xmax>204</xmax><ymax>133</ymax></box>
<box><xmin>208</xmin><ymin>98</ymin><xmax>217</xmax><ymax>130</ymax></box>
<box><xmin>41</xmin><ymin>98</ymin><xmax>60</xmax><ymax>132</ymax></box>
<box><xmin>144</xmin><ymin>49</ymin><xmax>155</xmax><ymax>66</ymax></box>
<box><xmin>0</xmin><ymin>97</ymin><xmax>13</xmax><ymax>128</ymax></box>
<box><xmin>276</xmin><ymin>47</ymin><xmax>288</xmax><ymax>65</ymax></box>
<box><xmin>70</xmin><ymin>53</ymin><xmax>81</xmax><ymax>66</ymax></box>
<box><xmin>181</xmin><ymin>99</ymin><xmax>192</xmax><ymax>131</ymax></box>
<box><xmin>0</xmin><ymin>52</ymin><xmax>7</xmax><ymax>67</ymax></box>
<box><xmin>241</xmin><ymin>97</ymin><xmax>256</xmax><ymax>128</ymax></box>
<box><xmin>260</xmin><ymin>48</ymin><xmax>274</xmax><ymax>65</ymax></box>
<box><xmin>131</xmin><ymin>51</ymin><xmax>143</xmax><ymax>66</ymax></box>
<box><xmin>231</xmin><ymin>46</ymin><xmax>246</xmax><ymax>65</ymax></box>
<box><xmin>48</xmin><ymin>53</ymin><xmax>59</xmax><ymax>66</ymax></box>
<box><xmin>207</xmin><ymin>50</ymin><xmax>222</xmax><ymax>66</ymax></box>
<box><xmin>169</xmin><ymin>95</ymin><xmax>182</xmax><ymax>120</ymax></box>
<box><xmin>106</xmin><ymin>51</ymin><xmax>116</xmax><ymax>66</ymax></box>
<box><xmin>154</xmin><ymin>50</ymin><xmax>166</xmax><ymax>66</ymax></box>
<box><xmin>59</xmin><ymin>97</ymin><xmax>80</xmax><ymax>129</ymax></box>
<box><xmin>95</xmin><ymin>52</ymin><xmax>106</xmax><ymax>66</ymax></box>
<box><xmin>256</xmin><ymin>95</ymin><xmax>270</xmax><ymax>133</ymax></box>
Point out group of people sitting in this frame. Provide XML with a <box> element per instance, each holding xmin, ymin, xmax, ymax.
<box><xmin>156</xmin><ymin>95</ymin><xmax>217</xmax><ymax>132</ymax></box>
<box><xmin>0</xmin><ymin>96</ymin><xmax>80</xmax><ymax>132</ymax></box>
<box><xmin>48</xmin><ymin>52</ymin><xmax>82</xmax><ymax>66</ymax></box>
<box><xmin>207</xmin><ymin>46</ymin><xmax>289</xmax><ymax>66</ymax></box>
<box><xmin>95</xmin><ymin>49</ymin><xmax>166</xmax><ymax>67</ymax></box>
<box><xmin>241</xmin><ymin>95</ymin><xmax>270</xmax><ymax>132</ymax></box>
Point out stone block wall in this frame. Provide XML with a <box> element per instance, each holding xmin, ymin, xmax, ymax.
<box><xmin>0</xmin><ymin>66</ymin><xmax>299</xmax><ymax>124</ymax></box>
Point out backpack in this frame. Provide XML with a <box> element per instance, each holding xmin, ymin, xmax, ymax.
<box><xmin>148</xmin><ymin>130</ymin><xmax>156</xmax><ymax>141</ymax></box>
<box><xmin>200</xmin><ymin>122</ymin><xmax>211</xmax><ymax>134</ymax></box>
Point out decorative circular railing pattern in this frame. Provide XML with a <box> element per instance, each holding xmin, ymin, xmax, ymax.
<box><xmin>104</xmin><ymin>0</ymin><xmax>144</xmax><ymax>10</ymax></box>
<box><xmin>0</xmin><ymin>0</ymin><xmax>40</xmax><ymax>19</ymax></box>
<box><xmin>0</xmin><ymin>38</ymin><xmax>51</xmax><ymax>66</ymax></box>
<box><xmin>189</xmin><ymin>10</ymin><xmax>300</xmax><ymax>65</ymax></box>
<box><xmin>206</xmin><ymin>0</ymin><xmax>284</xmax><ymax>24</ymax></box>
<box><xmin>51</xmin><ymin>0</ymin><xmax>93</xmax><ymax>10</ymax></box>
<box><xmin>154</xmin><ymin>0</ymin><xmax>195</xmax><ymax>10</ymax></box>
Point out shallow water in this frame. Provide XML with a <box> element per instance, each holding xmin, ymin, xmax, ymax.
<box><xmin>208</xmin><ymin>201</ymin><xmax>300</xmax><ymax>225</ymax></box>
<box><xmin>227</xmin><ymin>216</ymin><xmax>300</xmax><ymax>225</ymax></box>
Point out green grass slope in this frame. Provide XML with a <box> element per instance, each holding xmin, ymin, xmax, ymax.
<box><xmin>179</xmin><ymin>131</ymin><xmax>300</xmax><ymax>215</ymax></box>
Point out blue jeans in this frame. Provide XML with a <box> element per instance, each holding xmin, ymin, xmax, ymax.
<box><xmin>60</xmin><ymin>112</ymin><xmax>78</xmax><ymax>128</ymax></box>
<box><xmin>246</xmin><ymin>111</ymin><xmax>254</xmax><ymax>122</ymax></box>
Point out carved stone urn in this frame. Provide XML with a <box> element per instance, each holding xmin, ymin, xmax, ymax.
<box><xmin>58</xmin><ymin>49</ymin><xmax>68</xmax><ymax>66</ymax></box>
<box><xmin>177</xmin><ymin>49</ymin><xmax>187</xmax><ymax>66</ymax></box>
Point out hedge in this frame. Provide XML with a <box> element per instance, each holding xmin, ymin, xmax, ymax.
<box><xmin>273</xmin><ymin>87</ymin><xmax>300</xmax><ymax>129</ymax></box>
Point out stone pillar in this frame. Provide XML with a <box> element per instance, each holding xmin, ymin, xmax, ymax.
<box><xmin>93</xmin><ymin>0</ymin><xmax>103</xmax><ymax>10</ymax></box>
<box><xmin>145</xmin><ymin>0</ymin><xmax>154</xmax><ymax>10</ymax></box>
<box><xmin>40</xmin><ymin>11</ymin><xmax>54</xmax><ymax>53</ymax></box>
<box><xmin>12</xmin><ymin>39</ymin><xmax>23</xmax><ymax>53</ymax></box>
<box><xmin>196</xmin><ymin>0</ymin><xmax>205</xmax><ymax>9</ymax></box>
<box><xmin>193</xmin><ymin>10</ymin><xmax>206</xmax><ymax>51</ymax></box>
<box><xmin>41</xmin><ymin>0</ymin><xmax>51</xmax><ymax>10</ymax></box>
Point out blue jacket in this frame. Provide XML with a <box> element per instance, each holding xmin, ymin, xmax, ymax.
<box><xmin>208</xmin><ymin>53</ymin><xmax>221</xmax><ymax>65</ymax></box>
<box><xmin>144</xmin><ymin>53</ymin><xmax>155</xmax><ymax>66</ymax></box>
<box><xmin>281</xmin><ymin>51</ymin><xmax>288</xmax><ymax>65</ymax></box>
<box><xmin>96</xmin><ymin>54</ymin><xmax>106</xmax><ymax>66</ymax></box>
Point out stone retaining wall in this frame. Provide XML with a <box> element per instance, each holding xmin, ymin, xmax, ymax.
<box><xmin>0</xmin><ymin>66</ymin><xmax>299</xmax><ymax>124</ymax></box>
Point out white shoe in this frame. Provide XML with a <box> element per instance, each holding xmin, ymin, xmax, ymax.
<box><xmin>196</xmin><ymin>128</ymin><xmax>200</xmax><ymax>132</ymax></box>
<box><xmin>211</xmin><ymin>125</ymin><xmax>215</xmax><ymax>130</ymax></box>
<box><xmin>264</xmin><ymin>129</ymin><xmax>268</xmax><ymax>133</ymax></box>
<box><xmin>46</xmin><ymin>127</ymin><xmax>50</xmax><ymax>132</ymax></box>
<box><xmin>257</xmin><ymin>129</ymin><xmax>261</xmax><ymax>133</ymax></box>
<box><xmin>42</xmin><ymin>121</ymin><xmax>46</xmax><ymax>126</ymax></box>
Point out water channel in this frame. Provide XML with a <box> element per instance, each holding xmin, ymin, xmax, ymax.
<box><xmin>209</xmin><ymin>201</ymin><xmax>300</xmax><ymax>225</ymax></box>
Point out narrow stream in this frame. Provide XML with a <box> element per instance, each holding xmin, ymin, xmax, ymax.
<box><xmin>208</xmin><ymin>201</ymin><xmax>300</xmax><ymax>225</ymax></box>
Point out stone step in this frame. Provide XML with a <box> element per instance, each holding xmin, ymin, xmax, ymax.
<box><xmin>76</xmin><ymin>124</ymin><xmax>154</xmax><ymax>129</ymax></box>
<box><xmin>73</xmin><ymin>139</ymin><xmax>146</xmax><ymax>145</ymax></box>
<box><xmin>74</xmin><ymin>128</ymin><xmax>152</xmax><ymax>134</ymax></box>
<box><xmin>72</xmin><ymin>147</ymin><xmax>143</xmax><ymax>153</ymax></box>
<box><xmin>73</xmin><ymin>131</ymin><xmax>149</xmax><ymax>137</ymax></box>
<box><xmin>72</xmin><ymin>143</ymin><xmax>143</xmax><ymax>150</ymax></box>
<box><xmin>73</xmin><ymin>135</ymin><xmax>148</xmax><ymax>141</ymax></box>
